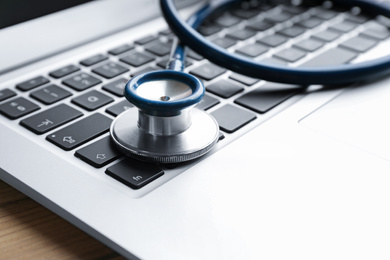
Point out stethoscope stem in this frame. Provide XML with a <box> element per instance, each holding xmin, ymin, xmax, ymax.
<box><xmin>166</xmin><ymin>38</ymin><xmax>186</xmax><ymax>71</ymax></box>
<box><xmin>166</xmin><ymin>0</ymin><xmax>238</xmax><ymax>72</ymax></box>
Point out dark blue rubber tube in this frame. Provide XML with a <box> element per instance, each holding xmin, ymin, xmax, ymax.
<box><xmin>124</xmin><ymin>70</ymin><xmax>204</xmax><ymax>116</ymax></box>
<box><xmin>161</xmin><ymin>0</ymin><xmax>390</xmax><ymax>86</ymax></box>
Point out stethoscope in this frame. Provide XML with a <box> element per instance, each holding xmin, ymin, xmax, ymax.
<box><xmin>111</xmin><ymin>0</ymin><xmax>390</xmax><ymax>163</ymax></box>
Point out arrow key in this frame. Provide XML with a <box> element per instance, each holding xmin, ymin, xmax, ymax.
<box><xmin>75</xmin><ymin>136</ymin><xmax>122</xmax><ymax>168</ymax></box>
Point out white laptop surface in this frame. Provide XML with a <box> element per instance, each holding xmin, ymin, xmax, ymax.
<box><xmin>1</xmin><ymin>0</ymin><xmax>390</xmax><ymax>259</ymax></box>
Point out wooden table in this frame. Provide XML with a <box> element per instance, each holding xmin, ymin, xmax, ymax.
<box><xmin>0</xmin><ymin>180</ymin><xmax>125</xmax><ymax>259</ymax></box>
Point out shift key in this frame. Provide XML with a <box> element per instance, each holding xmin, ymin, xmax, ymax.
<box><xmin>46</xmin><ymin>113</ymin><xmax>112</xmax><ymax>151</ymax></box>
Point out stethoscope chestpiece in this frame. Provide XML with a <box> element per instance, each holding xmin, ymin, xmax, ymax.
<box><xmin>110</xmin><ymin>70</ymin><xmax>220</xmax><ymax>163</ymax></box>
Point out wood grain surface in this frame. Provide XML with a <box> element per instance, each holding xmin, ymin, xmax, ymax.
<box><xmin>0</xmin><ymin>180</ymin><xmax>125</xmax><ymax>260</ymax></box>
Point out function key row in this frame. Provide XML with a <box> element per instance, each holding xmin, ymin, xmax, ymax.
<box><xmin>49</xmin><ymin>65</ymin><xmax>80</xmax><ymax>79</ymax></box>
<box><xmin>16</xmin><ymin>76</ymin><xmax>49</xmax><ymax>91</ymax></box>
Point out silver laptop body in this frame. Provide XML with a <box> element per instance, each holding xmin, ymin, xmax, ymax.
<box><xmin>2</xmin><ymin>0</ymin><xmax>390</xmax><ymax>259</ymax></box>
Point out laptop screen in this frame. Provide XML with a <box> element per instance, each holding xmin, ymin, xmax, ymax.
<box><xmin>0</xmin><ymin>0</ymin><xmax>94</xmax><ymax>29</ymax></box>
<box><xmin>0</xmin><ymin>0</ymin><xmax>163</xmax><ymax>75</ymax></box>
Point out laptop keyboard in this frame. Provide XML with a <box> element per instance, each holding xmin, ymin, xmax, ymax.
<box><xmin>1</xmin><ymin>1</ymin><xmax>389</xmax><ymax>191</ymax></box>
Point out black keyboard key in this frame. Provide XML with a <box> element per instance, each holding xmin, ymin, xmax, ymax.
<box><xmin>298</xmin><ymin>16</ymin><xmax>323</xmax><ymax>29</ymax></box>
<box><xmin>0</xmin><ymin>97</ymin><xmax>40</xmax><ymax>119</ymax></box>
<box><xmin>235</xmin><ymin>83</ymin><xmax>298</xmax><ymax>113</ymax></box>
<box><xmin>215</xmin><ymin>14</ymin><xmax>241</xmax><ymax>27</ymax></box>
<box><xmin>257</xmin><ymin>34</ymin><xmax>288</xmax><ymax>47</ymax></box>
<box><xmin>72</xmin><ymin>90</ymin><xmax>114</xmax><ymax>111</ymax></box>
<box><xmin>236</xmin><ymin>43</ymin><xmax>268</xmax><ymax>58</ymax></box>
<box><xmin>75</xmin><ymin>136</ymin><xmax>121</xmax><ymax>168</ymax></box>
<box><xmin>282</xmin><ymin>5</ymin><xmax>307</xmax><ymax>15</ymax></box>
<box><xmin>49</xmin><ymin>65</ymin><xmax>80</xmax><ymax>78</ymax></box>
<box><xmin>232</xmin><ymin>8</ymin><xmax>260</xmax><ymax>19</ymax></box>
<box><xmin>135</xmin><ymin>35</ymin><xmax>158</xmax><ymax>45</ymax></box>
<box><xmin>259</xmin><ymin>4</ymin><xmax>273</xmax><ymax>11</ymax></box>
<box><xmin>212</xmin><ymin>37</ymin><xmax>237</xmax><ymax>48</ymax></box>
<box><xmin>62</xmin><ymin>73</ymin><xmax>102</xmax><ymax>91</ymax></box>
<box><xmin>229</xmin><ymin>73</ymin><xmax>260</xmax><ymax>86</ymax></box>
<box><xmin>106</xmin><ymin>158</ymin><xmax>164</xmax><ymax>189</ymax></box>
<box><xmin>265</xmin><ymin>11</ymin><xmax>294</xmax><ymax>23</ymax></box>
<box><xmin>312</xmin><ymin>30</ymin><xmax>341</xmax><ymax>42</ymax></box>
<box><xmin>300</xmin><ymin>47</ymin><xmax>357</xmax><ymax>67</ymax></box>
<box><xmin>261</xmin><ymin>57</ymin><xmax>288</xmax><ymax>66</ymax></box>
<box><xmin>207</xmin><ymin>80</ymin><xmax>244</xmax><ymax>98</ymax></box>
<box><xmin>160</xmin><ymin>56</ymin><xmax>193</xmax><ymax>68</ymax></box>
<box><xmin>108</xmin><ymin>44</ymin><xmax>134</xmax><ymax>55</ymax></box>
<box><xmin>20</xmin><ymin>104</ymin><xmax>83</xmax><ymax>134</ymax></box>
<box><xmin>329</xmin><ymin>20</ymin><xmax>358</xmax><ymax>33</ymax></box>
<box><xmin>278</xmin><ymin>25</ymin><xmax>306</xmax><ymax>38</ymax></box>
<box><xmin>159</xmin><ymin>28</ymin><xmax>171</xmax><ymax>36</ymax></box>
<box><xmin>0</xmin><ymin>88</ymin><xmax>16</xmax><ymax>102</ymax></box>
<box><xmin>46</xmin><ymin>113</ymin><xmax>112</xmax><ymax>151</ymax></box>
<box><xmin>145</xmin><ymin>41</ymin><xmax>171</xmax><ymax>56</ymax></box>
<box><xmin>211</xmin><ymin>104</ymin><xmax>256</xmax><ymax>133</ymax></box>
<box><xmin>156</xmin><ymin>58</ymin><xmax>192</xmax><ymax>69</ymax></box>
<box><xmin>30</xmin><ymin>84</ymin><xmax>72</xmax><ymax>105</ymax></box>
<box><xmin>130</xmin><ymin>67</ymin><xmax>157</xmax><ymax>78</ymax></box>
<box><xmin>246</xmin><ymin>20</ymin><xmax>274</xmax><ymax>31</ymax></box>
<box><xmin>226</xmin><ymin>28</ymin><xmax>256</xmax><ymax>41</ymax></box>
<box><xmin>273</xmin><ymin>48</ymin><xmax>306</xmax><ymax>63</ymax></box>
<box><xmin>156</xmin><ymin>59</ymin><xmax>167</xmax><ymax>69</ymax></box>
<box><xmin>198</xmin><ymin>24</ymin><xmax>222</xmax><ymax>36</ymax></box>
<box><xmin>190</xmin><ymin>63</ymin><xmax>226</xmax><ymax>80</ymax></box>
<box><xmin>314</xmin><ymin>8</ymin><xmax>338</xmax><ymax>20</ymax></box>
<box><xmin>102</xmin><ymin>78</ymin><xmax>128</xmax><ymax>97</ymax></box>
<box><xmin>120</xmin><ymin>52</ymin><xmax>155</xmax><ymax>67</ymax></box>
<box><xmin>92</xmin><ymin>62</ymin><xmax>129</xmax><ymax>79</ymax></box>
<box><xmin>345</xmin><ymin>15</ymin><xmax>369</xmax><ymax>24</ymax></box>
<box><xmin>80</xmin><ymin>54</ymin><xmax>108</xmax><ymax>66</ymax></box>
<box><xmin>106</xmin><ymin>100</ymin><xmax>134</xmax><ymax>117</ymax></box>
<box><xmin>187</xmin><ymin>50</ymin><xmax>203</xmax><ymax>61</ymax></box>
<box><xmin>361</xmin><ymin>27</ymin><xmax>390</xmax><ymax>40</ymax></box>
<box><xmin>339</xmin><ymin>36</ymin><xmax>378</xmax><ymax>53</ymax></box>
<box><xmin>293</xmin><ymin>38</ymin><xmax>324</xmax><ymax>52</ymax></box>
<box><xmin>196</xmin><ymin>94</ymin><xmax>220</xmax><ymax>110</ymax></box>
<box><xmin>16</xmin><ymin>76</ymin><xmax>49</xmax><ymax>91</ymax></box>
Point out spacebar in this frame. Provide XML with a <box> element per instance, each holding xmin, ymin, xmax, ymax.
<box><xmin>300</xmin><ymin>47</ymin><xmax>358</xmax><ymax>67</ymax></box>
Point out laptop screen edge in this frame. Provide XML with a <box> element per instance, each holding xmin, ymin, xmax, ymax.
<box><xmin>0</xmin><ymin>0</ymin><xmax>160</xmax><ymax>76</ymax></box>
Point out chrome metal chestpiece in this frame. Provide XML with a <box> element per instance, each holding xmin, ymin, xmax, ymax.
<box><xmin>110</xmin><ymin>70</ymin><xmax>220</xmax><ymax>163</ymax></box>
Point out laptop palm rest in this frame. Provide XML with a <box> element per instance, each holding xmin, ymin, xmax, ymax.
<box><xmin>300</xmin><ymin>77</ymin><xmax>390</xmax><ymax>162</ymax></box>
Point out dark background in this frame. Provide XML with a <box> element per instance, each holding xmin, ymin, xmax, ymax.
<box><xmin>0</xmin><ymin>0</ymin><xmax>93</xmax><ymax>29</ymax></box>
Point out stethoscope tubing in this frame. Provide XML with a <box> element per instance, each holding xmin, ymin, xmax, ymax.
<box><xmin>161</xmin><ymin>0</ymin><xmax>390</xmax><ymax>86</ymax></box>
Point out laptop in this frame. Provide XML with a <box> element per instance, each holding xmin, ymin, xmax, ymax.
<box><xmin>2</xmin><ymin>0</ymin><xmax>390</xmax><ymax>258</ymax></box>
